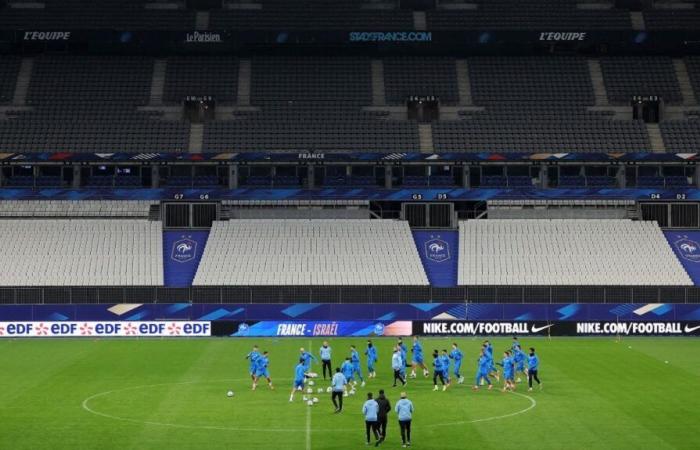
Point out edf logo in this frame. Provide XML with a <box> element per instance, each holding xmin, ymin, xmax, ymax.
<box><xmin>171</xmin><ymin>237</ymin><xmax>197</xmax><ymax>263</ymax></box>
<box><xmin>425</xmin><ymin>237</ymin><xmax>450</xmax><ymax>263</ymax></box>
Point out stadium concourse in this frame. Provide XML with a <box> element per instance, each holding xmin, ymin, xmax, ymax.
<box><xmin>2</xmin><ymin>0</ymin><xmax>700</xmax><ymax>449</ymax></box>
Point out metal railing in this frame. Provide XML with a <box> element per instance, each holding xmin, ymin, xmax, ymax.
<box><xmin>0</xmin><ymin>285</ymin><xmax>698</xmax><ymax>304</ymax></box>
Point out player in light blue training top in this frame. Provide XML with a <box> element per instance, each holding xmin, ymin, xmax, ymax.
<box><xmin>252</xmin><ymin>350</ymin><xmax>273</xmax><ymax>391</ymax></box>
<box><xmin>449</xmin><ymin>343</ymin><xmax>464</xmax><ymax>384</ymax></box>
<box><xmin>341</xmin><ymin>357</ymin><xmax>355</xmax><ymax>384</ymax></box>
<box><xmin>513</xmin><ymin>345</ymin><xmax>527</xmax><ymax>383</ymax></box>
<box><xmin>331</xmin><ymin>368</ymin><xmax>347</xmax><ymax>412</ymax></box>
<box><xmin>289</xmin><ymin>359</ymin><xmax>308</xmax><ymax>402</ymax></box>
<box><xmin>300</xmin><ymin>347</ymin><xmax>317</xmax><ymax>372</ymax></box>
<box><xmin>440</xmin><ymin>349</ymin><xmax>452</xmax><ymax>385</ymax></box>
<box><xmin>245</xmin><ymin>345</ymin><xmax>260</xmax><ymax>381</ymax></box>
<box><xmin>365</xmin><ymin>340</ymin><xmax>378</xmax><ymax>378</ymax></box>
<box><xmin>497</xmin><ymin>350</ymin><xmax>515</xmax><ymax>392</ymax></box>
<box><xmin>397</xmin><ymin>338</ymin><xmax>408</xmax><ymax>379</ymax></box>
<box><xmin>350</xmin><ymin>345</ymin><xmax>365</xmax><ymax>386</ymax></box>
<box><xmin>395</xmin><ymin>392</ymin><xmax>414</xmax><ymax>447</ymax></box>
<box><xmin>472</xmin><ymin>350</ymin><xmax>493</xmax><ymax>391</ymax></box>
<box><xmin>410</xmin><ymin>336</ymin><xmax>429</xmax><ymax>378</ymax></box>
<box><xmin>320</xmin><ymin>341</ymin><xmax>332</xmax><ymax>380</ymax></box>
<box><xmin>483</xmin><ymin>340</ymin><xmax>500</xmax><ymax>382</ymax></box>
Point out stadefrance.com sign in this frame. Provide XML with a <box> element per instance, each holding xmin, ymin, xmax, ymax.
<box><xmin>0</xmin><ymin>321</ymin><xmax>211</xmax><ymax>338</ymax></box>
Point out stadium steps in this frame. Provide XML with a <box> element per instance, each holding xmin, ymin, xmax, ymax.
<box><xmin>12</xmin><ymin>57</ymin><xmax>33</xmax><ymax>106</ymax></box>
<box><xmin>195</xmin><ymin>11</ymin><xmax>209</xmax><ymax>29</ymax></box>
<box><xmin>577</xmin><ymin>2</ymin><xmax>614</xmax><ymax>10</ymax></box>
<box><xmin>630</xmin><ymin>11</ymin><xmax>645</xmax><ymax>30</ymax></box>
<box><xmin>418</xmin><ymin>123</ymin><xmax>434</xmax><ymax>153</ymax></box>
<box><xmin>189</xmin><ymin>123</ymin><xmax>204</xmax><ymax>152</ymax></box>
<box><xmin>647</xmin><ymin>123</ymin><xmax>667</xmax><ymax>153</ymax></box>
<box><xmin>627</xmin><ymin>204</ymin><xmax>640</xmax><ymax>220</ymax></box>
<box><xmin>673</xmin><ymin>59</ymin><xmax>698</xmax><ymax>106</ymax></box>
<box><xmin>413</xmin><ymin>11</ymin><xmax>426</xmax><ymax>30</ymax></box>
<box><xmin>371</xmin><ymin>59</ymin><xmax>386</xmax><ymax>106</ymax></box>
<box><xmin>149</xmin><ymin>59</ymin><xmax>167</xmax><ymax>106</ymax></box>
<box><xmin>149</xmin><ymin>204</ymin><xmax>162</xmax><ymax>221</ymax></box>
<box><xmin>455</xmin><ymin>59</ymin><xmax>472</xmax><ymax>106</ymax></box>
<box><xmin>237</xmin><ymin>60</ymin><xmax>251</xmax><ymax>106</ymax></box>
<box><xmin>588</xmin><ymin>59</ymin><xmax>609</xmax><ymax>106</ymax></box>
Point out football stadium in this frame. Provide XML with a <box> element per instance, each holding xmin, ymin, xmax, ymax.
<box><xmin>2</xmin><ymin>0</ymin><xmax>700</xmax><ymax>449</ymax></box>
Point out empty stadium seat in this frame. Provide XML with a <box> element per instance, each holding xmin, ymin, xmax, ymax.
<box><xmin>0</xmin><ymin>219</ymin><xmax>163</xmax><ymax>286</ymax></box>
<box><xmin>458</xmin><ymin>219</ymin><xmax>692</xmax><ymax>286</ymax></box>
<box><xmin>193</xmin><ymin>219</ymin><xmax>429</xmax><ymax>286</ymax></box>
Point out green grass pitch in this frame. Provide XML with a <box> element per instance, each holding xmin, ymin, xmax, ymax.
<box><xmin>1</xmin><ymin>337</ymin><xmax>699</xmax><ymax>450</ymax></box>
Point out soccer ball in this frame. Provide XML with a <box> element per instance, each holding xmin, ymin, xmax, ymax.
<box><xmin>303</xmin><ymin>395</ymin><xmax>308</xmax><ymax>401</ymax></box>
<box><xmin>226</xmin><ymin>390</ymin><xmax>234</xmax><ymax>398</ymax></box>
<box><xmin>306</xmin><ymin>388</ymin><xmax>313</xmax><ymax>394</ymax></box>
<box><xmin>307</xmin><ymin>372</ymin><xmax>318</xmax><ymax>378</ymax></box>
<box><xmin>343</xmin><ymin>392</ymin><xmax>349</xmax><ymax>397</ymax></box>
<box><xmin>312</xmin><ymin>398</ymin><xmax>319</xmax><ymax>403</ymax></box>
<box><xmin>308</xmin><ymin>380</ymin><xmax>315</xmax><ymax>386</ymax></box>
<box><xmin>307</xmin><ymin>400</ymin><xmax>314</xmax><ymax>406</ymax></box>
<box><xmin>317</xmin><ymin>388</ymin><xmax>324</xmax><ymax>394</ymax></box>
<box><xmin>326</xmin><ymin>387</ymin><xmax>332</xmax><ymax>393</ymax></box>
<box><xmin>349</xmin><ymin>389</ymin><xmax>356</xmax><ymax>396</ymax></box>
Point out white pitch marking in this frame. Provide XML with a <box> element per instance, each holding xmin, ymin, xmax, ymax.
<box><xmin>435</xmin><ymin>391</ymin><xmax>537</xmax><ymax>427</ymax></box>
<box><xmin>306</xmin><ymin>339</ymin><xmax>312</xmax><ymax>450</ymax></box>
<box><xmin>81</xmin><ymin>379</ymin><xmax>537</xmax><ymax>433</ymax></box>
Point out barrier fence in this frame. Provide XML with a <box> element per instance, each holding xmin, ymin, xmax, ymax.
<box><xmin>1</xmin><ymin>285</ymin><xmax>700</xmax><ymax>304</ymax></box>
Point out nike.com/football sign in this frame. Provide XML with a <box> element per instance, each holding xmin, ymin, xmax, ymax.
<box><xmin>413</xmin><ymin>321</ymin><xmax>555</xmax><ymax>336</ymax></box>
<box><xmin>413</xmin><ymin>321</ymin><xmax>700</xmax><ymax>336</ymax></box>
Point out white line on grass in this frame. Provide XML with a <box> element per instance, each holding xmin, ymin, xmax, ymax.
<box><xmin>306</xmin><ymin>339</ymin><xmax>312</xmax><ymax>450</ymax></box>
<box><xmin>81</xmin><ymin>379</ymin><xmax>537</xmax><ymax>433</ymax></box>
<box><xmin>434</xmin><ymin>391</ymin><xmax>537</xmax><ymax>427</ymax></box>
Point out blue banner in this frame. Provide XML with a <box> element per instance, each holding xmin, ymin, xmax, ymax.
<box><xmin>232</xmin><ymin>321</ymin><xmax>410</xmax><ymax>337</ymax></box>
<box><xmin>664</xmin><ymin>231</ymin><xmax>700</xmax><ymax>285</ymax></box>
<box><xmin>412</xmin><ymin>231</ymin><xmax>458</xmax><ymax>287</ymax></box>
<box><xmin>162</xmin><ymin>231</ymin><xmax>209</xmax><ymax>287</ymax></box>
<box><xmin>0</xmin><ymin>187</ymin><xmax>698</xmax><ymax>202</ymax></box>
<box><xmin>2</xmin><ymin>303</ymin><xmax>700</xmax><ymax>322</ymax></box>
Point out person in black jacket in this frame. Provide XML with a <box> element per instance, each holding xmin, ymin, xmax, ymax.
<box><xmin>375</xmin><ymin>389</ymin><xmax>391</xmax><ymax>445</ymax></box>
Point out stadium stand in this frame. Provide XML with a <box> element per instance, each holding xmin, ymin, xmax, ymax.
<box><xmin>599</xmin><ymin>57</ymin><xmax>682</xmax><ymax>105</ymax></box>
<box><xmin>0</xmin><ymin>56</ymin><xmax>189</xmax><ymax>152</ymax></box>
<box><xmin>458</xmin><ymin>219</ymin><xmax>692</xmax><ymax>286</ymax></box>
<box><xmin>0</xmin><ymin>200</ymin><xmax>156</xmax><ymax>217</ymax></box>
<box><xmin>0</xmin><ymin>219</ymin><xmax>163</xmax><ymax>286</ymax></box>
<box><xmin>203</xmin><ymin>57</ymin><xmax>420</xmax><ymax>151</ymax></box>
<box><xmin>432</xmin><ymin>57</ymin><xmax>651</xmax><ymax>152</ymax></box>
<box><xmin>383</xmin><ymin>57</ymin><xmax>460</xmax><ymax>106</ymax></box>
<box><xmin>426</xmin><ymin>0</ymin><xmax>632</xmax><ymax>30</ymax></box>
<box><xmin>660</xmin><ymin>119</ymin><xmax>700</xmax><ymax>152</ymax></box>
<box><xmin>209</xmin><ymin>0</ymin><xmax>413</xmax><ymax>30</ymax></box>
<box><xmin>643</xmin><ymin>9</ymin><xmax>700</xmax><ymax>30</ymax></box>
<box><xmin>0</xmin><ymin>56</ymin><xmax>21</xmax><ymax>104</ymax></box>
<box><xmin>0</xmin><ymin>0</ymin><xmax>195</xmax><ymax>29</ymax></box>
<box><xmin>163</xmin><ymin>57</ymin><xmax>239</xmax><ymax>105</ymax></box>
<box><xmin>193</xmin><ymin>219</ymin><xmax>429</xmax><ymax>285</ymax></box>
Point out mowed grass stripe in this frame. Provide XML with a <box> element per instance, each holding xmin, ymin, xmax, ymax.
<box><xmin>1</xmin><ymin>337</ymin><xmax>699</xmax><ymax>450</ymax></box>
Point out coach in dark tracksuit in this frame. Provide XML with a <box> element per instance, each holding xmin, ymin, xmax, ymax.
<box><xmin>375</xmin><ymin>389</ymin><xmax>391</xmax><ymax>443</ymax></box>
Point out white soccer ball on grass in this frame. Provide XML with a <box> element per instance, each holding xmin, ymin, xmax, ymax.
<box><xmin>227</xmin><ymin>390</ymin><xmax>234</xmax><ymax>398</ymax></box>
<box><xmin>307</xmin><ymin>400</ymin><xmax>314</xmax><ymax>406</ymax></box>
<box><xmin>306</xmin><ymin>388</ymin><xmax>314</xmax><ymax>394</ymax></box>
